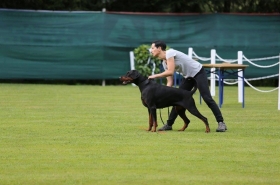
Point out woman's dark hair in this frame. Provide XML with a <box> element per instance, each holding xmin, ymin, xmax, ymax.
<box><xmin>152</xmin><ymin>40</ymin><xmax>166</xmax><ymax>51</ymax></box>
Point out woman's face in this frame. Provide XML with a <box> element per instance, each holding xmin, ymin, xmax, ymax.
<box><xmin>150</xmin><ymin>43</ymin><xmax>161</xmax><ymax>58</ymax></box>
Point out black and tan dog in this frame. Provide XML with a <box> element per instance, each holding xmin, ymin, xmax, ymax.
<box><xmin>119</xmin><ymin>70</ymin><xmax>210</xmax><ymax>133</ymax></box>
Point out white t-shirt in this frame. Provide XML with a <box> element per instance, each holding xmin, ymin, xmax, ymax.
<box><xmin>162</xmin><ymin>49</ymin><xmax>202</xmax><ymax>78</ymax></box>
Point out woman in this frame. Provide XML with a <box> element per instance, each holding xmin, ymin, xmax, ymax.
<box><xmin>148</xmin><ymin>40</ymin><xmax>227</xmax><ymax>132</ymax></box>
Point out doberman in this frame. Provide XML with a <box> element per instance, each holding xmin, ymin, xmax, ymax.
<box><xmin>119</xmin><ymin>70</ymin><xmax>210</xmax><ymax>133</ymax></box>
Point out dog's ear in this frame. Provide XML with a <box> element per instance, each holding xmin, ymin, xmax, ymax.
<box><xmin>130</xmin><ymin>70</ymin><xmax>140</xmax><ymax>79</ymax></box>
<box><xmin>126</xmin><ymin>70</ymin><xmax>139</xmax><ymax>79</ymax></box>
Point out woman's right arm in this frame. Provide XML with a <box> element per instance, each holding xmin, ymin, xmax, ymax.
<box><xmin>166</xmin><ymin>75</ymin><xmax>173</xmax><ymax>87</ymax></box>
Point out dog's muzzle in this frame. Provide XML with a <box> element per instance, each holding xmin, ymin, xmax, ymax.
<box><xmin>119</xmin><ymin>76</ymin><xmax>131</xmax><ymax>85</ymax></box>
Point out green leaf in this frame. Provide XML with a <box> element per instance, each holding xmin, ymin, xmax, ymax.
<box><xmin>133</xmin><ymin>44</ymin><xmax>169</xmax><ymax>77</ymax></box>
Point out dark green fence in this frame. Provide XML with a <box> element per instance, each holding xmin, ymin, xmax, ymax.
<box><xmin>0</xmin><ymin>9</ymin><xmax>279</xmax><ymax>80</ymax></box>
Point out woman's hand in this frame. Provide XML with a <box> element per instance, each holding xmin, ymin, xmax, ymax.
<box><xmin>148</xmin><ymin>75</ymin><xmax>156</xmax><ymax>79</ymax></box>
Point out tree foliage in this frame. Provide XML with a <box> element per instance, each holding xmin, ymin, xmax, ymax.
<box><xmin>0</xmin><ymin>0</ymin><xmax>279</xmax><ymax>13</ymax></box>
<box><xmin>133</xmin><ymin>44</ymin><xmax>171</xmax><ymax>77</ymax></box>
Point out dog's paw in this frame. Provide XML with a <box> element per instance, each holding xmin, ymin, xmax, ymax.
<box><xmin>151</xmin><ymin>128</ymin><xmax>157</xmax><ymax>132</ymax></box>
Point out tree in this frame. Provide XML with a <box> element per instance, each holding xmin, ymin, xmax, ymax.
<box><xmin>0</xmin><ymin>0</ymin><xmax>279</xmax><ymax>13</ymax></box>
<box><xmin>105</xmin><ymin>0</ymin><xmax>280</xmax><ymax>13</ymax></box>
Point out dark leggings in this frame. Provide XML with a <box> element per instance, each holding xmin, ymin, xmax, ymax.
<box><xmin>167</xmin><ymin>67</ymin><xmax>224</xmax><ymax>125</ymax></box>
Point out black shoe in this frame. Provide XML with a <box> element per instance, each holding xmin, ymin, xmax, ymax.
<box><xmin>216</xmin><ymin>122</ymin><xmax>227</xmax><ymax>132</ymax></box>
<box><xmin>158</xmin><ymin>124</ymin><xmax>172</xmax><ymax>131</ymax></box>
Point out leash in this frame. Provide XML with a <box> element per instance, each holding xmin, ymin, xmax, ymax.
<box><xmin>159</xmin><ymin>107</ymin><xmax>170</xmax><ymax>125</ymax></box>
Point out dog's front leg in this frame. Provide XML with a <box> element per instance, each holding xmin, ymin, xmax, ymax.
<box><xmin>147</xmin><ymin>109</ymin><xmax>153</xmax><ymax>131</ymax></box>
<box><xmin>150</xmin><ymin>108</ymin><xmax>158</xmax><ymax>132</ymax></box>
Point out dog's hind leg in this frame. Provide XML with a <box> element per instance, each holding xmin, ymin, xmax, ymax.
<box><xmin>188</xmin><ymin>107</ymin><xmax>210</xmax><ymax>133</ymax></box>
<box><xmin>175</xmin><ymin>106</ymin><xmax>190</xmax><ymax>131</ymax></box>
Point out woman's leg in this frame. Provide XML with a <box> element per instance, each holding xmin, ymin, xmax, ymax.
<box><xmin>158</xmin><ymin>77</ymin><xmax>192</xmax><ymax>131</ymax></box>
<box><xmin>194</xmin><ymin>68</ymin><xmax>227</xmax><ymax>132</ymax></box>
<box><xmin>194</xmin><ymin>68</ymin><xmax>224</xmax><ymax>122</ymax></box>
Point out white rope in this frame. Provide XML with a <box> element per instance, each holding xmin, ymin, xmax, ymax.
<box><xmin>213</xmin><ymin>74</ymin><xmax>238</xmax><ymax>85</ymax></box>
<box><xmin>246</xmin><ymin>74</ymin><xmax>279</xmax><ymax>81</ymax></box>
<box><xmin>243</xmin><ymin>55</ymin><xmax>280</xmax><ymax>68</ymax></box>
<box><xmin>244</xmin><ymin>79</ymin><xmax>278</xmax><ymax>93</ymax></box>
<box><xmin>223</xmin><ymin>80</ymin><xmax>238</xmax><ymax>85</ymax></box>
<box><xmin>215</xmin><ymin>53</ymin><xmax>238</xmax><ymax>63</ymax></box>
<box><xmin>212</xmin><ymin>74</ymin><xmax>279</xmax><ymax>90</ymax></box>
<box><xmin>246</xmin><ymin>55</ymin><xmax>279</xmax><ymax>62</ymax></box>
<box><xmin>192</xmin><ymin>51</ymin><xmax>211</xmax><ymax>61</ymax></box>
<box><xmin>213</xmin><ymin>74</ymin><xmax>279</xmax><ymax>82</ymax></box>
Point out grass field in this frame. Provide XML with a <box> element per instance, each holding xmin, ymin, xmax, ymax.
<box><xmin>0</xmin><ymin>83</ymin><xmax>279</xmax><ymax>185</ymax></box>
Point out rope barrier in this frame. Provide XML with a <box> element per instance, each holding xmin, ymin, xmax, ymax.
<box><xmin>246</xmin><ymin>55</ymin><xmax>279</xmax><ymax>62</ymax></box>
<box><xmin>212</xmin><ymin>73</ymin><xmax>279</xmax><ymax>81</ymax></box>
<box><xmin>192</xmin><ymin>51</ymin><xmax>211</xmax><ymax>61</ymax></box>
<box><xmin>243</xmin><ymin>55</ymin><xmax>279</xmax><ymax>68</ymax></box>
<box><xmin>246</xmin><ymin>74</ymin><xmax>279</xmax><ymax>81</ymax></box>
<box><xmin>210</xmin><ymin>75</ymin><xmax>238</xmax><ymax>85</ymax></box>
<box><xmin>244</xmin><ymin>79</ymin><xmax>278</xmax><ymax>93</ymax></box>
<box><xmin>223</xmin><ymin>80</ymin><xmax>238</xmax><ymax>85</ymax></box>
<box><xmin>212</xmin><ymin>74</ymin><xmax>279</xmax><ymax>92</ymax></box>
<box><xmin>194</xmin><ymin>52</ymin><xmax>280</xmax><ymax>65</ymax></box>
<box><xmin>195</xmin><ymin>51</ymin><xmax>279</xmax><ymax>95</ymax></box>
<box><xmin>215</xmin><ymin>53</ymin><xmax>238</xmax><ymax>63</ymax></box>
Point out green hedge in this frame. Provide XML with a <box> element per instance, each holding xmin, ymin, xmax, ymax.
<box><xmin>133</xmin><ymin>44</ymin><xmax>162</xmax><ymax>77</ymax></box>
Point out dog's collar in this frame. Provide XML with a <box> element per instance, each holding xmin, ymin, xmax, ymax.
<box><xmin>138</xmin><ymin>79</ymin><xmax>150</xmax><ymax>89</ymax></box>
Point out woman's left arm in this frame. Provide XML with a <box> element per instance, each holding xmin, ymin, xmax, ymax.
<box><xmin>149</xmin><ymin>57</ymin><xmax>175</xmax><ymax>79</ymax></box>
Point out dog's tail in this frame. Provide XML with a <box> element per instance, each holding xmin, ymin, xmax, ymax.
<box><xmin>186</xmin><ymin>77</ymin><xmax>198</xmax><ymax>95</ymax></box>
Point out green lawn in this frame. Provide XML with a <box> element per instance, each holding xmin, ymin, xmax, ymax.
<box><xmin>0</xmin><ymin>84</ymin><xmax>279</xmax><ymax>185</ymax></box>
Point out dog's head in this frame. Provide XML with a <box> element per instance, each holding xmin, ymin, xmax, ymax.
<box><xmin>119</xmin><ymin>70</ymin><xmax>140</xmax><ymax>85</ymax></box>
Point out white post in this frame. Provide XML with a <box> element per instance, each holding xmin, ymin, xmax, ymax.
<box><xmin>188</xmin><ymin>47</ymin><xmax>193</xmax><ymax>58</ymax></box>
<box><xmin>238</xmin><ymin>51</ymin><xmax>243</xmax><ymax>103</ymax></box>
<box><xmin>129</xmin><ymin>51</ymin><xmax>135</xmax><ymax>70</ymax></box>
<box><xmin>278</xmin><ymin>53</ymin><xmax>280</xmax><ymax>110</ymax></box>
<box><xmin>102</xmin><ymin>80</ymin><xmax>106</xmax><ymax>86</ymax></box>
<box><xmin>210</xmin><ymin>49</ymin><xmax>216</xmax><ymax>96</ymax></box>
<box><xmin>129</xmin><ymin>51</ymin><xmax>136</xmax><ymax>86</ymax></box>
